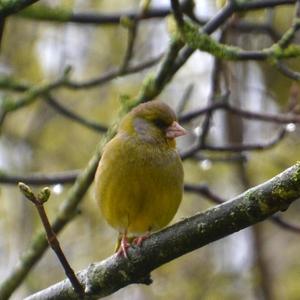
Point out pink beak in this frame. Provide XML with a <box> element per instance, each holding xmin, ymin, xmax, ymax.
<box><xmin>166</xmin><ymin>121</ymin><xmax>188</xmax><ymax>139</ymax></box>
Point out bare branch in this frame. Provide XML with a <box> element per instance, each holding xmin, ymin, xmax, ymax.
<box><xmin>171</xmin><ymin>0</ymin><xmax>184</xmax><ymax>29</ymax></box>
<box><xmin>184</xmin><ymin>183</ymin><xmax>225</xmax><ymax>204</ymax></box>
<box><xmin>180</xmin><ymin>101</ymin><xmax>300</xmax><ymax>124</ymax></box>
<box><xmin>67</xmin><ymin>54</ymin><xmax>162</xmax><ymax>89</ymax></box>
<box><xmin>17</xmin><ymin>2</ymin><xmax>194</xmax><ymax>25</ymax></box>
<box><xmin>18</xmin><ymin>183</ymin><xmax>85</xmax><ymax>298</ymax></box>
<box><xmin>0</xmin><ymin>169</ymin><xmax>78</xmax><ymax>185</ymax></box>
<box><xmin>45</xmin><ymin>95</ymin><xmax>108</xmax><ymax>133</ymax></box>
<box><xmin>271</xmin><ymin>214</ymin><xmax>300</xmax><ymax>233</ymax></box>
<box><xmin>180</xmin><ymin>128</ymin><xmax>286</xmax><ymax>159</ymax></box>
<box><xmin>237</xmin><ymin>0</ymin><xmax>296</xmax><ymax>10</ymax></box>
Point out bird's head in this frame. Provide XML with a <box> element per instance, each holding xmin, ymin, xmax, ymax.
<box><xmin>119</xmin><ymin>101</ymin><xmax>187</xmax><ymax>146</ymax></box>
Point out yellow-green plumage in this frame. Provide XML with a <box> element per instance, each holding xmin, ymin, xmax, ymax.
<box><xmin>95</xmin><ymin>101</ymin><xmax>185</xmax><ymax>250</ymax></box>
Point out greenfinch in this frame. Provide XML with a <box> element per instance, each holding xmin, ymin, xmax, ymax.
<box><xmin>95</xmin><ymin>101</ymin><xmax>187</xmax><ymax>257</ymax></box>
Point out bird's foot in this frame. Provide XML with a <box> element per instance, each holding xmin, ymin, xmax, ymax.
<box><xmin>116</xmin><ymin>235</ymin><xmax>130</xmax><ymax>258</ymax></box>
<box><xmin>133</xmin><ymin>233</ymin><xmax>150</xmax><ymax>247</ymax></box>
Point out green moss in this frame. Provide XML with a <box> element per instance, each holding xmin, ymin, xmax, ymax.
<box><xmin>136</xmin><ymin>74</ymin><xmax>157</xmax><ymax>102</ymax></box>
<box><xmin>237</xmin><ymin>189</ymin><xmax>270</xmax><ymax>220</ymax></box>
<box><xmin>271</xmin><ymin>164</ymin><xmax>300</xmax><ymax>202</ymax></box>
<box><xmin>0</xmin><ymin>0</ymin><xmax>19</xmax><ymax>10</ymax></box>
<box><xmin>284</xmin><ymin>45</ymin><xmax>300</xmax><ymax>58</ymax></box>
<box><xmin>120</xmin><ymin>16</ymin><xmax>134</xmax><ymax>29</ymax></box>
<box><xmin>270</xmin><ymin>44</ymin><xmax>300</xmax><ymax>60</ymax></box>
<box><xmin>272</xmin><ymin>184</ymin><xmax>291</xmax><ymax>199</ymax></box>
<box><xmin>1</xmin><ymin>97</ymin><xmax>15</xmax><ymax>111</ymax></box>
<box><xmin>291</xmin><ymin>162</ymin><xmax>300</xmax><ymax>183</ymax></box>
<box><xmin>182</xmin><ymin>20</ymin><xmax>300</xmax><ymax>61</ymax></box>
<box><xmin>182</xmin><ymin>22</ymin><xmax>240</xmax><ymax>60</ymax></box>
<box><xmin>256</xmin><ymin>196</ymin><xmax>272</xmax><ymax>215</ymax></box>
<box><xmin>243</xmin><ymin>189</ymin><xmax>256</xmax><ymax>203</ymax></box>
<box><xmin>118</xmin><ymin>269</ymin><xmax>129</xmax><ymax>281</ymax></box>
<box><xmin>119</xmin><ymin>94</ymin><xmax>132</xmax><ymax>111</ymax></box>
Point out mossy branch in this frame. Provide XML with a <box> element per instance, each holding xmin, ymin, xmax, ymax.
<box><xmin>0</xmin><ymin>69</ymin><xmax>71</xmax><ymax>123</ymax></box>
<box><xmin>133</xmin><ymin>36</ymin><xmax>184</xmax><ymax>105</ymax></box>
<box><xmin>24</xmin><ymin>162</ymin><xmax>300</xmax><ymax>300</ymax></box>
<box><xmin>181</xmin><ymin>21</ymin><xmax>300</xmax><ymax>62</ymax></box>
<box><xmin>0</xmin><ymin>0</ymin><xmax>40</xmax><ymax>17</ymax></box>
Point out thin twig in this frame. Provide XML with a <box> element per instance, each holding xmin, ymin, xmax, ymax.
<box><xmin>271</xmin><ymin>214</ymin><xmax>300</xmax><ymax>233</ymax></box>
<box><xmin>18</xmin><ymin>183</ymin><xmax>85</xmax><ymax>298</ymax></box>
<box><xmin>0</xmin><ymin>54</ymin><xmax>162</xmax><ymax>99</ymax></box>
<box><xmin>17</xmin><ymin>2</ymin><xmax>195</xmax><ymax>25</ymax></box>
<box><xmin>276</xmin><ymin>62</ymin><xmax>300</xmax><ymax>80</ymax></box>
<box><xmin>202</xmin><ymin>128</ymin><xmax>286</xmax><ymax>151</ymax></box>
<box><xmin>198</xmin><ymin>30</ymin><xmax>226</xmax><ymax>147</ymax></box>
<box><xmin>45</xmin><ymin>94</ymin><xmax>108</xmax><ymax>133</ymax></box>
<box><xmin>185</xmin><ymin>182</ymin><xmax>300</xmax><ymax>234</ymax></box>
<box><xmin>171</xmin><ymin>0</ymin><xmax>184</xmax><ymax>29</ymax></box>
<box><xmin>16</xmin><ymin>0</ymin><xmax>296</xmax><ymax>25</ymax></box>
<box><xmin>237</xmin><ymin>0</ymin><xmax>296</xmax><ymax>10</ymax></box>
<box><xmin>180</xmin><ymin>127</ymin><xmax>286</xmax><ymax>159</ymax></box>
<box><xmin>184</xmin><ymin>183</ymin><xmax>225</xmax><ymax>204</ymax></box>
<box><xmin>180</xmin><ymin>101</ymin><xmax>300</xmax><ymax>124</ymax></box>
<box><xmin>176</xmin><ymin>83</ymin><xmax>194</xmax><ymax>115</ymax></box>
<box><xmin>61</xmin><ymin>54</ymin><xmax>162</xmax><ymax>89</ymax></box>
<box><xmin>0</xmin><ymin>169</ymin><xmax>78</xmax><ymax>185</ymax></box>
<box><xmin>119</xmin><ymin>0</ymin><xmax>151</xmax><ymax>72</ymax></box>
<box><xmin>192</xmin><ymin>152</ymin><xmax>247</xmax><ymax>163</ymax></box>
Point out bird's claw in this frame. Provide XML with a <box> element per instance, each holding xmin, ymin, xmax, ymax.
<box><xmin>116</xmin><ymin>235</ymin><xmax>130</xmax><ymax>258</ymax></box>
<box><xmin>133</xmin><ymin>234</ymin><xmax>149</xmax><ymax>247</ymax></box>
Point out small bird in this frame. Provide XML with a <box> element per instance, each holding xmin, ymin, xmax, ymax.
<box><xmin>95</xmin><ymin>101</ymin><xmax>187</xmax><ymax>257</ymax></box>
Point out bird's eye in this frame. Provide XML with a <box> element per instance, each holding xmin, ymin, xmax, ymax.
<box><xmin>153</xmin><ymin>118</ymin><xmax>167</xmax><ymax>128</ymax></box>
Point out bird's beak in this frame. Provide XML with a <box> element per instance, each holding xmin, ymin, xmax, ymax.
<box><xmin>166</xmin><ymin>121</ymin><xmax>188</xmax><ymax>139</ymax></box>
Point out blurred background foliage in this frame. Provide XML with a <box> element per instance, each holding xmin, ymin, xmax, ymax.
<box><xmin>1</xmin><ymin>0</ymin><xmax>300</xmax><ymax>299</ymax></box>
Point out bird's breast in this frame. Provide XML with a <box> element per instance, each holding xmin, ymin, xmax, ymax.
<box><xmin>95</xmin><ymin>134</ymin><xmax>183</xmax><ymax>234</ymax></box>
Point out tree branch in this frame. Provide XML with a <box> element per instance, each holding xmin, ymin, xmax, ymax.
<box><xmin>0</xmin><ymin>54</ymin><xmax>161</xmax><ymax>94</ymax></box>
<box><xmin>181</xmin><ymin>20</ymin><xmax>300</xmax><ymax>62</ymax></box>
<box><xmin>15</xmin><ymin>0</ymin><xmax>296</xmax><ymax>25</ymax></box>
<box><xmin>0</xmin><ymin>0</ymin><xmax>40</xmax><ymax>17</ymax></box>
<box><xmin>179</xmin><ymin>101</ymin><xmax>300</xmax><ymax>124</ymax></box>
<box><xmin>45</xmin><ymin>94</ymin><xmax>108</xmax><ymax>133</ymax></box>
<box><xmin>16</xmin><ymin>1</ymin><xmax>195</xmax><ymax>24</ymax></box>
<box><xmin>237</xmin><ymin>0</ymin><xmax>296</xmax><ymax>10</ymax></box>
<box><xmin>0</xmin><ymin>169</ymin><xmax>78</xmax><ymax>185</ymax></box>
<box><xmin>271</xmin><ymin>214</ymin><xmax>300</xmax><ymax>233</ymax></box>
<box><xmin>25</xmin><ymin>162</ymin><xmax>300</xmax><ymax>300</ymax></box>
<box><xmin>18</xmin><ymin>183</ymin><xmax>85</xmax><ymax>298</ymax></box>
